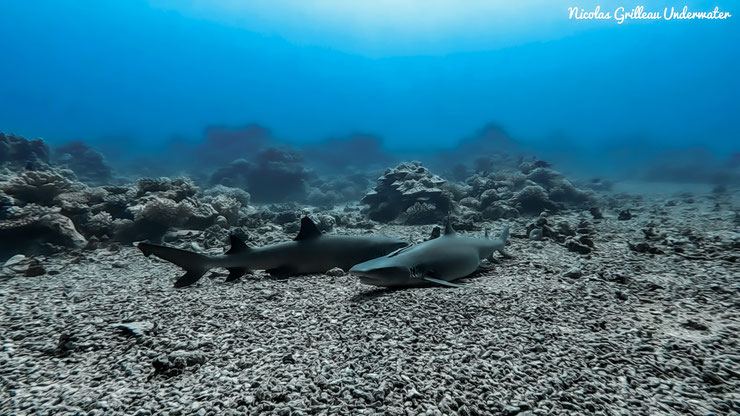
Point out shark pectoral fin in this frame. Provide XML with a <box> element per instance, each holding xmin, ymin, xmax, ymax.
<box><xmin>266</xmin><ymin>266</ymin><xmax>297</xmax><ymax>279</ymax></box>
<box><xmin>174</xmin><ymin>269</ymin><xmax>208</xmax><ymax>288</ymax></box>
<box><xmin>422</xmin><ymin>277</ymin><xmax>463</xmax><ymax>288</ymax></box>
<box><xmin>225</xmin><ymin>267</ymin><xmax>248</xmax><ymax>282</ymax></box>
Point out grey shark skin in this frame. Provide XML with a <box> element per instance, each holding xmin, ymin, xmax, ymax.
<box><xmin>137</xmin><ymin>216</ymin><xmax>408</xmax><ymax>288</ymax></box>
<box><xmin>349</xmin><ymin>220</ymin><xmax>510</xmax><ymax>288</ymax></box>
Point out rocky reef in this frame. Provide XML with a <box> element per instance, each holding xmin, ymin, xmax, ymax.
<box><xmin>0</xmin><ymin>132</ymin><xmax>50</xmax><ymax>169</ymax></box>
<box><xmin>54</xmin><ymin>141</ymin><xmax>112</xmax><ymax>185</ymax></box>
<box><xmin>361</xmin><ymin>159</ymin><xmax>600</xmax><ymax>225</ymax></box>
<box><xmin>0</xmin><ymin>165</ymin><xmax>254</xmax><ymax>260</ymax></box>
<box><xmin>210</xmin><ymin>147</ymin><xmax>310</xmax><ymax>203</ymax></box>
<box><xmin>0</xmin><ymin>133</ymin><xmax>612</xmax><ymax>263</ymax></box>
<box><xmin>361</xmin><ymin>161</ymin><xmax>453</xmax><ymax>224</ymax></box>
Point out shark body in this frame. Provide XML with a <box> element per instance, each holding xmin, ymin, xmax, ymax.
<box><xmin>138</xmin><ymin>216</ymin><xmax>408</xmax><ymax>287</ymax></box>
<box><xmin>349</xmin><ymin>220</ymin><xmax>510</xmax><ymax>288</ymax></box>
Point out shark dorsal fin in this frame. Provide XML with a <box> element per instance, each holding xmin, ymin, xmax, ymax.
<box><xmin>444</xmin><ymin>218</ymin><xmax>456</xmax><ymax>236</ymax></box>
<box><xmin>226</xmin><ymin>235</ymin><xmax>250</xmax><ymax>254</ymax></box>
<box><xmin>295</xmin><ymin>216</ymin><xmax>323</xmax><ymax>241</ymax></box>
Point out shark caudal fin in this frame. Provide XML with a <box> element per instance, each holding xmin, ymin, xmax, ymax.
<box><xmin>137</xmin><ymin>242</ymin><xmax>211</xmax><ymax>288</ymax></box>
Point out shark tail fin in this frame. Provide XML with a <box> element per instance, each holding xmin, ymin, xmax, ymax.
<box><xmin>137</xmin><ymin>242</ymin><xmax>211</xmax><ymax>288</ymax></box>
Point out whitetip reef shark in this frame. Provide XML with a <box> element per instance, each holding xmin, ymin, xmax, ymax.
<box><xmin>137</xmin><ymin>216</ymin><xmax>408</xmax><ymax>287</ymax></box>
<box><xmin>349</xmin><ymin>219</ymin><xmax>511</xmax><ymax>288</ymax></box>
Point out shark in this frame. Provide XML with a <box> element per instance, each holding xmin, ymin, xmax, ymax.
<box><xmin>349</xmin><ymin>220</ymin><xmax>511</xmax><ymax>288</ymax></box>
<box><xmin>137</xmin><ymin>216</ymin><xmax>409</xmax><ymax>287</ymax></box>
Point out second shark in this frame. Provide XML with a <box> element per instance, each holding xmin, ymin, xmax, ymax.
<box><xmin>349</xmin><ymin>220</ymin><xmax>511</xmax><ymax>288</ymax></box>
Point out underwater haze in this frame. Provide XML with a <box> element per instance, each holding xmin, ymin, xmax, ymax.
<box><xmin>1</xmin><ymin>0</ymin><xmax>738</xmax><ymax>181</ymax></box>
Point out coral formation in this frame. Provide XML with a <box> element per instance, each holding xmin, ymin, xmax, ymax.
<box><xmin>0</xmin><ymin>204</ymin><xmax>87</xmax><ymax>257</ymax></box>
<box><xmin>1</xmin><ymin>170</ymin><xmax>76</xmax><ymax>205</ymax></box>
<box><xmin>361</xmin><ymin>159</ymin><xmax>600</xmax><ymax>224</ymax></box>
<box><xmin>459</xmin><ymin>161</ymin><xmax>600</xmax><ymax>221</ymax></box>
<box><xmin>210</xmin><ymin>159</ymin><xmax>251</xmax><ymax>189</ymax></box>
<box><xmin>247</xmin><ymin>147</ymin><xmax>310</xmax><ymax>203</ymax></box>
<box><xmin>0</xmin><ymin>167</ymin><xmax>258</xmax><ymax>257</ymax></box>
<box><xmin>210</xmin><ymin>147</ymin><xmax>311</xmax><ymax>203</ymax></box>
<box><xmin>54</xmin><ymin>141</ymin><xmax>112</xmax><ymax>184</ymax></box>
<box><xmin>0</xmin><ymin>133</ymin><xmax>50</xmax><ymax>169</ymax></box>
<box><xmin>202</xmin><ymin>186</ymin><xmax>250</xmax><ymax>226</ymax></box>
<box><xmin>361</xmin><ymin>161</ymin><xmax>452</xmax><ymax>224</ymax></box>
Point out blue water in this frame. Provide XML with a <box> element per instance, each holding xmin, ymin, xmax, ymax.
<box><xmin>0</xmin><ymin>0</ymin><xmax>737</xmax><ymax>180</ymax></box>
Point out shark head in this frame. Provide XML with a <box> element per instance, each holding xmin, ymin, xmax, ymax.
<box><xmin>349</xmin><ymin>245</ymin><xmax>423</xmax><ymax>287</ymax></box>
<box><xmin>349</xmin><ymin>264</ymin><xmax>415</xmax><ymax>287</ymax></box>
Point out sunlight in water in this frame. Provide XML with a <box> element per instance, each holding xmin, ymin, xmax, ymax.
<box><xmin>149</xmin><ymin>0</ymin><xmax>564</xmax><ymax>55</ymax></box>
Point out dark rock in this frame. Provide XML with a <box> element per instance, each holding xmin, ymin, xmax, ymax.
<box><xmin>566</xmin><ymin>238</ymin><xmax>592</xmax><ymax>254</ymax></box>
<box><xmin>23</xmin><ymin>261</ymin><xmax>46</xmax><ymax>277</ymax></box>
<box><xmin>701</xmin><ymin>371</ymin><xmax>724</xmax><ymax>385</ymax></box>
<box><xmin>504</xmin><ymin>405</ymin><xmax>521</xmax><ymax>415</ymax></box>
<box><xmin>628</xmin><ymin>242</ymin><xmax>664</xmax><ymax>255</ymax></box>
<box><xmin>618</xmin><ymin>209</ymin><xmax>633</xmax><ymax>220</ymax></box>
<box><xmin>325</xmin><ymin>267</ymin><xmax>345</xmax><ymax>277</ymax></box>
<box><xmin>589</xmin><ymin>206</ymin><xmax>604</xmax><ymax>219</ymax></box>
<box><xmin>681</xmin><ymin>320</ymin><xmax>709</xmax><ymax>331</ymax></box>
<box><xmin>112</xmin><ymin>321</ymin><xmax>154</xmax><ymax>337</ymax></box>
<box><xmin>564</xmin><ymin>268</ymin><xmax>583</xmax><ymax>278</ymax></box>
<box><xmin>150</xmin><ymin>350</ymin><xmax>207</xmax><ymax>378</ymax></box>
<box><xmin>55</xmin><ymin>332</ymin><xmax>79</xmax><ymax>357</ymax></box>
<box><xmin>579</xmin><ymin>236</ymin><xmax>595</xmax><ymax>248</ymax></box>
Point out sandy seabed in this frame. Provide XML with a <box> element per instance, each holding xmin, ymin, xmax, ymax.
<box><xmin>1</xmin><ymin>193</ymin><xmax>738</xmax><ymax>416</ymax></box>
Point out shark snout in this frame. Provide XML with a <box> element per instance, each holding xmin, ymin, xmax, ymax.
<box><xmin>349</xmin><ymin>262</ymin><xmax>411</xmax><ymax>287</ymax></box>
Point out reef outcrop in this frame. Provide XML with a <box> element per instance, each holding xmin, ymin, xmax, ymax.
<box><xmin>54</xmin><ymin>141</ymin><xmax>112</xmax><ymax>185</ymax></box>
<box><xmin>0</xmin><ymin>133</ymin><xmax>50</xmax><ymax>169</ymax></box>
<box><xmin>362</xmin><ymin>160</ymin><xmax>601</xmax><ymax>225</ymax></box>
<box><xmin>361</xmin><ymin>161</ymin><xmax>453</xmax><ymax>224</ymax></box>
